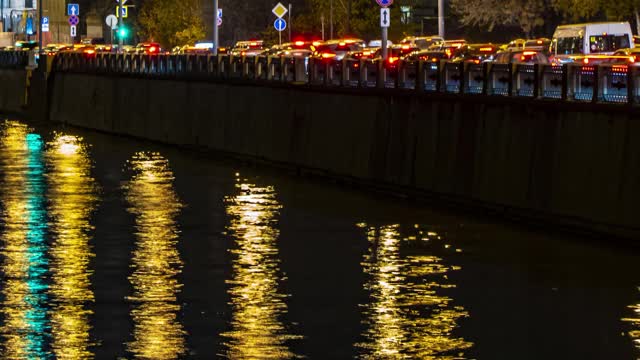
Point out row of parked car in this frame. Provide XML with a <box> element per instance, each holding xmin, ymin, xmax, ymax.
<box><xmin>219</xmin><ymin>34</ymin><xmax>640</xmax><ymax>68</ymax></box>
<box><xmin>6</xmin><ymin>21</ymin><xmax>640</xmax><ymax>68</ymax></box>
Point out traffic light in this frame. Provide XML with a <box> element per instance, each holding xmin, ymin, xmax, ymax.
<box><xmin>118</xmin><ymin>26</ymin><xmax>128</xmax><ymax>38</ymax></box>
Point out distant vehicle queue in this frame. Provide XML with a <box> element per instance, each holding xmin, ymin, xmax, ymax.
<box><xmin>2</xmin><ymin>21</ymin><xmax>638</xmax><ymax>67</ymax></box>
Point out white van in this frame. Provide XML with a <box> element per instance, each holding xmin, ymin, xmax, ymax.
<box><xmin>551</xmin><ymin>22</ymin><xmax>634</xmax><ymax>61</ymax></box>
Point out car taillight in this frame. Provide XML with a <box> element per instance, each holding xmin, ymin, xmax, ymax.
<box><xmin>149</xmin><ymin>46</ymin><xmax>157</xmax><ymax>53</ymax></box>
<box><xmin>294</xmin><ymin>41</ymin><xmax>305</xmax><ymax>46</ymax></box>
<box><xmin>473</xmin><ymin>59</ymin><xmax>480</xmax><ymax>64</ymax></box>
<box><xmin>632</xmin><ymin>56</ymin><xmax>637</xmax><ymax>63</ymax></box>
<box><xmin>388</xmin><ymin>56</ymin><xmax>399</xmax><ymax>64</ymax></box>
<box><xmin>85</xmin><ymin>49</ymin><xmax>95</xmax><ymax>54</ymax></box>
<box><xmin>583</xmin><ymin>58</ymin><xmax>589</xmax><ymax>64</ymax></box>
<box><xmin>321</xmin><ymin>52</ymin><xmax>336</xmax><ymax>59</ymax></box>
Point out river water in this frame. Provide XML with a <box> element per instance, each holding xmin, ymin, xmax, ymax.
<box><xmin>0</xmin><ymin>119</ymin><xmax>638</xmax><ymax>359</ymax></box>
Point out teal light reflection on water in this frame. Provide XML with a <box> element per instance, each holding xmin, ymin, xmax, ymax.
<box><xmin>25</xmin><ymin>132</ymin><xmax>50</xmax><ymax>358</ymax></box>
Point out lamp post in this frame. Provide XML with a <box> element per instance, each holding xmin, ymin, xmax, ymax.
<box><xmin>329</xmin><ymin>0</ymin><xmax>333</xmax><ymax>39</ymax></box>
<box><xmin>438</xmin><ymin>0</ymin><xmax>444</xmax><ymax>38</ymax></box>
<box><xmin>118</xmin><ymin>0</ymin><xmax>123</xmax><ymax>51</ymax></box>
<box><xmin>38</xmin><ymin>0</ymin><xmax>42</xmax><ymax>54</ymax></box>
<box><xmin>213</xmin><ymin>0</ymin><xmax>218</xmax><ymax>55</ymax></box>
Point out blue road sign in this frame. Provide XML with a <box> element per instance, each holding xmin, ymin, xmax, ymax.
<box><xmin>42</xmin><ymin>16</ymin><xmax>49</xmax><ymax>32</ymax></box>
<box><xmin>376</xmin><ymin>0</ymin><xmax>393</xmax><ymax>7</ymax></box>
<box><xmin>67</xmin><ymin>3</ymin><xmax>79</xmax><ymax>16</ymax></box>
<box><xmin>274</xmin><ymin>18</ymin><xmax>286</xmax><ymax>32</ymax></box>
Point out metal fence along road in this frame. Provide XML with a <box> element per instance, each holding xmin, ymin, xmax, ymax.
<box><xmin>2</xmin><ymin>51</ymin><xmax>639</xmax><ymax>105</ymax></box>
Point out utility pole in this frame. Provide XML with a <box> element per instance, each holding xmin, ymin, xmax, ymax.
<box><xmin>329</xmin><ymin>0</ymin><xmax>333</xmax><ymax>40</ymax></box>
<box><xmin>38</xmin><ymin>0</ymin><xmax>42</xmax><ymax>54</ymax></box>
<box><xmin>438</xmin><ymin>0</ymin><xmax>444</xmax><ymax>38</ymax></box>
<box><xmin>213</xmin><ymin>0</ymin><xmax>218</xmax><ymax>55</ymax></box>
<box><xmin>347</xmin><ymin>0</ymin><xmax>351</xmax><ymax>34</ymax></box>
<box><xmin>321</xmin><ymin>13</ymin><xmax>324</xmax><ymax>40</ymax></box>
<box><xmin>288</xmin><ymin>3</ymin><xmax>291</xmax><ymax>42</ymax></box>
<box><xmin>118</xmin><ymin>0</ymin><xmax>123</xmax><ymax>51</ymax></box>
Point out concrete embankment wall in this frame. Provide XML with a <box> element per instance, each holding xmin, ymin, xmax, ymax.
<box><xmin>41</xmin><ymin>73</ymin><xmax>640</xmax><ymax>238</ymax></box>
<box><xmin>0</xmin><ymin>69</ymin><xmax>27</xmax><ymax>115</ymax></box>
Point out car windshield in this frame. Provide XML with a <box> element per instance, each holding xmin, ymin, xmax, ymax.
<box><xmin>555</xmin><ymin>36</ymin><xmax>583</xmax><ymax>54</ymax></box>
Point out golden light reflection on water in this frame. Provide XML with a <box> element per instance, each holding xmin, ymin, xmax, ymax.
<box><xmin>623</xmin><ymin>299</ymin><xmax>640</xmax><ymax>356</ymax></box>
<box><xmin>45</xmin><ymin>133</ymin><xmax>98</xmax><ymax>360</ymax></box>
<box><xmin>0</xmin><ymin>121</ymin><xmax>50</xmax><ymax>359</ymax></box>
<box><xmin>356</xmin><ymin>224</ymin><xmax>472</xmax><ymax>359</ymax></box>
<box><xmin>124</xmin><ymin>152</ymin><xmax>186</xmax><ymax>359</ymax></box>
<box><xmin>222</xmin><ymin>176</ymin><xmax>301</xmax><ymax>359</ymax></box>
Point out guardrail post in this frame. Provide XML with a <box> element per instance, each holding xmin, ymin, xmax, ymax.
<box><xmin>592</xmin><ymin>65</ymin><xmax>599</xmax><ymax>104</ymax></box>
<box><xmin>459</xmin><ymin>62</ymin><xmax>466</xmax><ymax>94</ymax></box>
<box><xmin>358</xmin><ymin>59</ymin><xmax>365</xmax><ymax>88</ymax></box>
<box><xmin>376</xmin><ymin>60</ymin><xmax>384</xmax><ymax>89</ymax></box>
<box><xmin>533</xmin><ymin>63</ymin><xmax>540</xmax><ymax>98</ymax></box>
<box><xmin>628</xmin><ymin>65</ymin><xmax>635</xmax><ymax>105</ymax></box>
<box><xmin>323</xmin><ymin>61</ymin><xmax>330</xmax><ymax>86</ymax></box>
<box><xmin>416</xmin><ymin>60</ymin><xmax>425</xmax><ymax>94</ymax></box>
<box><xmin>507</xmin><ymin>64</ymin><xmax>514</xmax><ymax>96</ymax></box>
<box><xmin>561</xmin><ymin>64</ymin><xmax>569</xmax><ymax>101</ymax></box>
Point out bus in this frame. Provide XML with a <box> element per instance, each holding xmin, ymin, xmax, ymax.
<box><xmin>551</xmin><ymin>22</ymin><xmax>634</xmax><ymax>62</ymax></box>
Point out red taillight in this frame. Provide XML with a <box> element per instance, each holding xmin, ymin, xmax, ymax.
<box><xmin>149</xmin><ymin>46</ymin><xmax>157</xmax><ymax>53</ymax></box>
<box><xmin>401</xmin><ymin>45</ymin><xmax>410</xmax><ymax>50</ymax></box>
<box><xmin>583</xmin><ymin>58</ymin><xmax>589</xmax><ymax>64</ymax></box>
<box><xmin>388</xmin><ymin>56</ymin><xmax>398</xmax><ymax>64</ymax></box>
<box><xmin>473</xmin><ymin>59</ymin><xmax>480</xmax><ymax>64</ymax></box>
<box><xmin>294</xmin><ymin>41</ymin><xmax>305</xmax><ymax>46</ymax></box>
<box><xmin>85</xmin><ymin>49</ymin><xmax>95</xmax><ymax>54</ymax></box>
<box><xmin>321</xmin><ymin>52</ymin><xmax>336</xmax><ymax>59</ymax></box>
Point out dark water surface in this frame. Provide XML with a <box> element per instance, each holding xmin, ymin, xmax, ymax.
<box><xmin>0</xmin><ymin>119</ymin><xmax>638</xmax><ymax>359</ymax></box>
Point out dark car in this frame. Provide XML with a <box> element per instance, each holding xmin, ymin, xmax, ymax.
<box><xmin>399</xmin><ymin>35</ymin><xmax>444</xmax><ymax>50</ymax></box>
<box><xmin>524</xmin><ymin>38</ymin><xmax>551</xmax><ymax>54</ymax></box>
<box><xmin>612</xmin><ymin>48</ymin><xmax>640</xmax><ymax>64</ymax></box>
<box><xmin>135</xmin><ymin>42</ymin><xmax>161</xmax><ymax>55</ymax></box>
<box><xmin>404</xmin><ymin>50</ymin><xmax>449</xmax><ymax>62</ymax></box>
<box><xmin>276</xmin><ymin>40</ymin><xmax>314</xmax><ymax>58</ymax></box>
<box><xmin>451</xmin><ymin>44</ymin><xmax>499</xmax><ymax>63</ymax></box>
<box><xmin>311</xmin><ymin>39</ymin><xmax>365</xmax><ymax>61</ymax></box>
<box><xmin>230</xmin><ymin>40</ymin><xmax>266</xmax><ymax>57</ymax></box>
<box><xmin>493</xmin><ymin>50</ymin><xmax>549</xmax><ymax>64</ymax></box>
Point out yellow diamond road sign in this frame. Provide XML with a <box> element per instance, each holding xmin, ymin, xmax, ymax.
<box><xmin>272</xmin><ymin>3</ymin><xmax>288</xmax><ymax>18</ymax></box>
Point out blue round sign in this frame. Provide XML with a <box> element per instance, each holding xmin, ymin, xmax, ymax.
<box><xmin>274</xmin><ymin>18</ymin><xmax>286</xmax><ymax>32</ymax></box>
<box><xmin>376</xmin><ymin>0</ymin><xmax>393</xmax><ymax>7</ymax></box>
